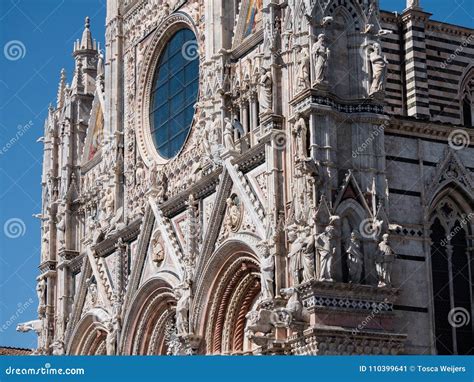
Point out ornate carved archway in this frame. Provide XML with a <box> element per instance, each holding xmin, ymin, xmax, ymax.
<box><xmin>67</xmin><ymin>308</ymin><xmax>110</xmax><ymax>355</ymax></box>
<box><xmin>193</xmin><ymin>237</ymin><xmax>262</xmax><ymax>354</ymax></box>
<box><xmin>120</xmin><ymin>277</ymin><xmax>178</xmax><ymax>355</ymax></box>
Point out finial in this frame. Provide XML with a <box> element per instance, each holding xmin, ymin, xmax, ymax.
<box><xmin>85</xmin><ymin>16</ymin><xmax>90</xmax><ymax>29</ymax></box>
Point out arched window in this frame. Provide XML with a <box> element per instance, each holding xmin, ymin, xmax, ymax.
<box><xmin>429</xmin><ymin>199</ymin><xmax>474</xmax><ymax>354</ymax></box>
<box><xmin>462</xmin><ymin>94</ymin><xmax>472</xmax><ymax>128</ymax></box>
<box><xmin>149</xmin><ymin>29</ymin><xmax>199</xmax><ymax>159</ymax></box>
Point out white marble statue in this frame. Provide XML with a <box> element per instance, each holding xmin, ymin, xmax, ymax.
<box><xmin>316</xmin><ymin>225</ymin><xmax>337</xmax><ymax>281</ymax></box>
<box><xmin>296</xmin><ymin>47</ymin><xmax>310</xmax><ymax>91</ymax></box>
<box><xmin>312</xmin><ymin>34</ymin><xmax>330</xmax><ymax>85</ymax></box>
<box><xmin>258</xmin><ymin>67</ymin><xmax>273</xmax><ymax>114</ymax></box>
<box><xmin>288</xmin><ymin>226</ymin><xmax>315</xmax><ymax>285</ymax></box>
<box><xmin>292</xmin><ymin>113</ymin><xmax>308</xmax><ymax>160</ymax></box>
<box><xmin>376</xmin><ymin>233</ymin><xmax>395</xmax><ymax>287</ymax></box>
<box><xmin>175</xmin><ymin>283</ymin><xmax>191</xmax><ymax>336</ymax></box>
<box><xmin>258</xmin><ymin>239</ymin><xmax>275</xmax><ymax>300</ymax></box>
<box><xmin>223</xmin><ymin>117</ymin><xmax>236</xmax><ymax>151</ymax></box>
<box><xmin>368</xmin><ymin>42</ymin><xmax>388</xmax><ymax>96</ymax></box>
<box><xmin>36</xmin><ymin>278</ymin><xmax>47</xmax><ymax>315</ymax></box>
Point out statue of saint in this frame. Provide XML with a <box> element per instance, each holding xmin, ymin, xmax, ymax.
<box><xmin>36</xmin><ymin>278</ymin><xmax>46</xmax><ymax>315</ymax></box>
<box><xmin>258</xmin><ymin>240</ymin><xmax>275</xmax><ymax>300</ymax></box>
<box><xmin>175</xmin><ymin>283</ymin><xmax>191</xmax><ymax>336</ymax></box>
<box><xmin>316</xmin><ymin>225</ymin><xmax>337</xmax><ymax>281</ymax></box>
<box><xmin>346</xmin><ymin>231</ymin><xmax>363</xmax><ymax>284</ymax></box>
<box><xmin>288</xmin><ymin>226</ymin><xmax>315</xmax><ymax>284</ymax></box>
<box><xmin>296</xmin><ymin>47</ymin><xmax>310</xmax><ymax>91</ymax></box>
<box><xmin>376</xmin><ymin>233</ymin><xmax>395</xmax><ymax>287</ymax></box>
<box><xmin>292</xmin><ymin>113</ymin><xmax>308</xmax><ymax>160</ymax></box>
<box><xmin>312</xmin><ymin>34</ymin><xmax>330</xmax><ymax>85</ymax></box>
<box><xmin>223</xmin><ymin>118</ymin><xmax>235</xmax><ymax>151</ymax></box>
<box><xmin>368</xmin><ymin>42</ymin><xmax>388</xmax><ymax>96</ymax></box>
<box><xmin>258</xmin><ymin>67</ymin><xmax>273</xmax><ymax>114</ymax></box>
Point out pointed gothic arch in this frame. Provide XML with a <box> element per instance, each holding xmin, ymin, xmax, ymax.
<box><xmin>67</xmin><ymin>308</ymin><xmax>111</xmax><ymax>355</ymax></box>
<box><xmin>120</xmin><ymin>277</ymin><xmax>179</xmax><ymax>355</ymax></box>
<box><xmin>428</xmin><ymin>186</ymin><xmax>474</xmax><ymax>355</ymax></box>
<box><xmin>193</xmin><ymin>235</ymin><xmax>262</xmax><ymax>354</ymax></box>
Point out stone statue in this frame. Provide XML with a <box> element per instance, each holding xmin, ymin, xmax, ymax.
<box><xmin>225</xmin><ymin>197</ymin><xmax>241</xmax><ymax>232</ymax></box>
<box><xmin>258</xmin><ymin>239</ymin><xmax>275</xmax><ymax>300</ymax></box>
<box><xmin>16</xmin><ymin>319</ymin><xmax>42</xmax><ymax>334</ymax></box>
<box><xmin>296</xmin><ymin>47</ymin><xmax>310</xmax><ymax>91</ymax></box>
<box><xmin>223</xmin><ymin>117</ymin><xmax>236</xmax><ymax>151</ymax></box>
<box><xmin>312</xmin><ymin>34</ymin><xmax>330</xmax><ymax>85</ymax></box>
<box><xmin>36</xmin><ymin>278</ymin><xmax>46</xmax><ymax>315</ymax></box>
<box><xmin>88</xmin><ymin>281</ymin><xmax>98</xmax><ymax>307</ymax></box>
<box><xmin>151</xmin><ymin>232</ymin><xmax>165</xmax><ymax>264</ymax></box>
<box><xmin>51</xmin><ymin>338</ymin><xmax>65</xmax><ymax>355</ymax></box>
<box><xmin>175</xmin><ymin>282</ymin><xmax>191</xmax><ymax>336</ymax></box>
<box><xmin>346</xmin><ymin>231</ymin><xmax>364</xmax><ymax>284</ymax></box>
<box><xmin>105</xmin><ymin>320</ymin><xmax>118</xmax><ymax>355</ymax></box>
<box><xmin>258</xmin><ymin>67</ymin><xmax>273</xmax><ymax>114</ymax></box>
<box><xmin>56</xmin><ymin>204</ymin><xmax>66</xmax><ymax>249</ymax></box>
<box><xmin>368</xmin><ymin>42</ymin><xmax>388</xmax><ymax>96</ymax></box>
<box><xmin>316</xmin><ymin>224</ymin><xmax>337</xmax><ymax>281</ymax></box>
<box><xmin>288</xmin><ymin>226</ymin><xmax>315</xmax><ymax>285</ymax></box>
<box><xmin>292</xmin><ymin>113</ymin><xmax>308</xmax><ymax>160</ymax></box>
<box><xmin>150</xmin><ymin>167</ymin><xmax>168</xmax><ymax>203</ymax></box>
<box><xmin>376</xmin><ymin>233</ymin><xmax>395</xmax><ymax>287</ymax></box>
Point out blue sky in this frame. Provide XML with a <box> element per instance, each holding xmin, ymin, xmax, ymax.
<box><xmin>0</xmin><ymin>0</ymin><xmax>472</xmax><ymax>349</ymax></box>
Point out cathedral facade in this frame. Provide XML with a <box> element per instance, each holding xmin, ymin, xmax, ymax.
<box><xmin>30</xmin><ymin>0</ymin><xmax>473</xmax><ymax>355</ymax></box>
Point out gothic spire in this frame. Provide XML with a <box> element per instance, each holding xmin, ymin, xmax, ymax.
<box><xmin>74</xmin><ymin>16</ymin><xmax>97</xmax><ymax>53</ymax></box>
<box><xmin>56</xmin><ymin>68</ymin><xmax>66</xmax><ymax>109</ymax></box>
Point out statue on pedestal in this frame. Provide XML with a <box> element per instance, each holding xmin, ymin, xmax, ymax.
<box><xmin>346</xmin><ymin>231</ymin><xmax>364</xmax><ymax>284</ymax></box>
<box><xmin>376</xmin><ymin>233</ymin><xmax>395</xmax><ymax>287</ymax></box>
<box><xmin>258</xmin><ymin>67</ymin><xmax>273</xmax><ymax>114</ymax></box>
<box><xmin>316</xmin><ymin>224</ymin><xmax>337</xmax><ymax>281</ymax></box>
<box><xmin>296</xmin><ymin>47</ymin><xmax>310</xmax><ymax>92</ymax></box>
<box><xmin>175</xmin><ymin>282</ymin><xmax>191</xmax><ymax>336</ymax></box>
<box><xmin>288</xmin><ymin>226</ymin><xmax>315</xmax><ymax>285</ymax></box>
<box><xmin>312</xmin><ymin>34</ymin><xmax>330</xmax><ymax>85</ymax></box>
<box><xmin>368</xmin><ymin>42</ymin><xmax>388</xmax><ymax>97</ymax></box>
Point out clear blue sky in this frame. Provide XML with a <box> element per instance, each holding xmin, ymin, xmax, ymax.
<box><xmin>0</xmin><ymin>0</ymin><xmax>472</xmax><ymax>349</ymax></box>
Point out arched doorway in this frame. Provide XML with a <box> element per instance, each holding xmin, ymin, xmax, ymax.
<box><xmin>121</xmin><ymin>278</ymin><xmax>177</xmax><ymax>355</ymax></box>
<box><xmin>194</xmin><ymin>239</ymin><xmax>262</xmax><ymax>354</ymax></box>
<box><xmin>67</xmin><ymin>308</ymin><xmax>110</xmax><ymax>355</ymax></box>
